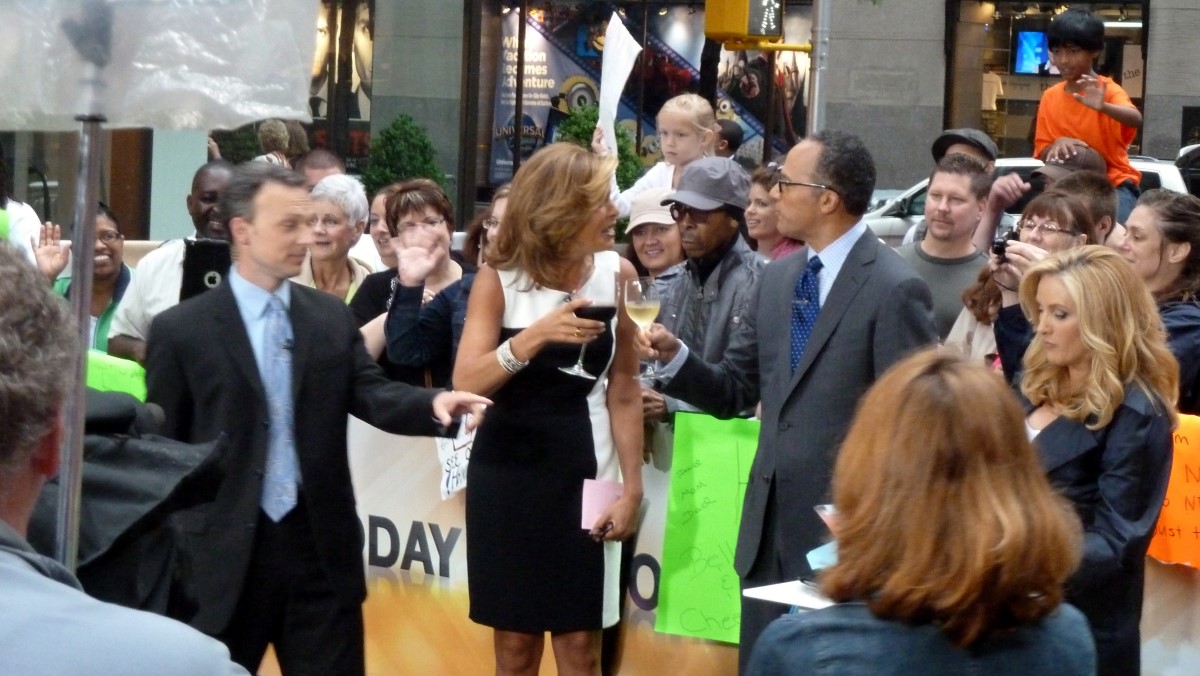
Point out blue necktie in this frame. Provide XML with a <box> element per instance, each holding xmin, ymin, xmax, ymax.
<box><xmin>789</xmin><ymin>256</ymin><xmax>823</xmax><ymax>373</ymax></box>
<box><xmin>261</xmin><ymin>295</ymin><xmax>299</xmax><ymax>521</ymax></box>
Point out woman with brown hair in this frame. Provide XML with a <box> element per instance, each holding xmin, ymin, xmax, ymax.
<box><xmin>383</xmin><ymin>185</ymin><xmax>510</xmax><ymax>385</ymax></box>
<box><xmin>746</xmin><ymin>165</ymin><xmax>801</xmax><ymax>259</ymax></box>
<box><xmin>991</xmin><ymin>191</ymin><xmax>1099</xmax><ymax>382</ymax></box>
<box><xmin>943</xmin><ymin>264</ymin><xmax>1001</xmax><ymax>363</ymax></box>
<box><xmin>454</xmin><ymin>143</ymin><xmax>643</xmax><ymax>675</ymax></box>
<box><xmin>1019</xmin><ymin>246</ymin><xmax>1176</xmax><ymax>676</ymax></box>
<box><xmin>1116</xmin><ymin>188</ymin><xmax>1200</xmax><ymax>412</ymax></box>
<box><xmin>747</xmin><ymin>349</ymin><xmax>1094</xmax><ymax>675</ymax></box>
<box><xmin>352</xmin><ymin>179</ymin><xmax>463</xmax><ymax>385</ymax></box>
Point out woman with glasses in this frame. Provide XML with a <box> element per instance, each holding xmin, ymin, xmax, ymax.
<box><xmin>990</xmin><ymin>191</ymin><xmax>1099</xmax><ymax>382</ymax></box>
<box><xmin>351</xmin><ymin>178</ymin><xmax>464</xmax><ymax>386</ymax></box>
<box><xmin>295</xmin><ymin>173</ymin><xmax>374</xmax><ymax>303</ymax></box>
<box><xmin>34</xmin><ymin>203</ymin><xmax>131</xmax><ymax>351</ymax></box>
<box><xmin>1115</xmin><ymin>189</ymin><xmax>1200</xmax><ymax>413</ymax></box>
<box><xmin>380</xmin><ymin>185</ymin><xmax>510</xmax><ymax>388</ymax></box>
<box><xmin>1018</xmin><ymin>246</ymin><xmax>1175</xmax><ymax>676</ymax></box>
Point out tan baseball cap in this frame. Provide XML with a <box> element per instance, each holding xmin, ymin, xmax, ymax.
<box><xmin>628</xmin><ymin>187</ymin><xmax>675</xmax><ymax>234</ymax></box>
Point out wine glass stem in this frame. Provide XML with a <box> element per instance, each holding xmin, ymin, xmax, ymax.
<box><xmin>575</xmin><ymin>344</ymin><xmax>587</xmax><ymax>367</ymax></box>
<box><xmin>639</xmin><ymin>327</ymin><xmax>656</xmax><ymax>377</ymax></box>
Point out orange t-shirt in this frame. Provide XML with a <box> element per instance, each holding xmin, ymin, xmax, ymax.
<box><xmin>1034</xmin><ymin>76</ymin><xmax>1140</xmax><ymax>188</ymax></box>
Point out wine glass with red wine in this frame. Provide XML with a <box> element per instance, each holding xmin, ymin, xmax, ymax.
<box><xmin>559</xmin><ymin>271</ymin><xmax>618</xmax><ymax>380</ymax></box>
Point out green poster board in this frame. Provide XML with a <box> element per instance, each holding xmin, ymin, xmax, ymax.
<box><xmin>655</xmin><ymin>412</ymin><xmax>760</xmax><ymax>644</ymax></box>
<box><xmin>86</xmin><ymin>349</ymin><xmax>147</xmax><ymax>401</ymax></box>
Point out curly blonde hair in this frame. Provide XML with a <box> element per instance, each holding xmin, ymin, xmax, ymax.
<box><xmin>1019</xmin><ymin>245</ymin><xmax>1179</xmax><ymax>429</ymax></box>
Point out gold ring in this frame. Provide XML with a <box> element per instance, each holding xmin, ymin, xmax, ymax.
<box><xmin>574</xmin><ymin>328</ymin><xmax>582</xmax><ymax>337</ymax></box>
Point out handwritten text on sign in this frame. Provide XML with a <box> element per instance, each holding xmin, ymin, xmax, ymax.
<box><xmin>1148</xmin><ymin>414</ymin><xmax>1200</xmax><ymax>568</ymax></box>
<box><xmin>656</xmin><ymin>413</ymin><xmax>760</xmax><ymax>644</ymax></box>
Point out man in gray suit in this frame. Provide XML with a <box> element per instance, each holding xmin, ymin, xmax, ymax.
<box><xmin>645</xmin><ymin>130</ymin><xmax>938</xmax><ymax>670</ymax></box>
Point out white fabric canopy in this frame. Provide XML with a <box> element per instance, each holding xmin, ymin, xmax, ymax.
<box><xmin>0</xmin><ymin>0</ymin><xmax>318</xmax><ymax>130</ymax></box>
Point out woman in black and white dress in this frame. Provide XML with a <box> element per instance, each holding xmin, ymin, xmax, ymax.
<box><xmin>454</xmin><ymin>143</ymin><xmax>643</xmax><ymax>675</ymax></box>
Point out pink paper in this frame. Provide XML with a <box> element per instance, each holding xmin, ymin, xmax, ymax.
<box><xmin>581</xmin><ymin>478</ymin><xmax>624</xmax><ymax>529</ymax></box>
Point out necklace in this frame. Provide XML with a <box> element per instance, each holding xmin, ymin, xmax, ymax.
<box><xmin>563</xmin><ymin>254</ymin><xmax>595</xmax><ymax>301</ymax></box>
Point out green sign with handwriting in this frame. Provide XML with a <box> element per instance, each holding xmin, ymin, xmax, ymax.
<box><xmin>655</xmin><ymin>412</ymin><xmax>760</xmax><ymax>644</ymax></box>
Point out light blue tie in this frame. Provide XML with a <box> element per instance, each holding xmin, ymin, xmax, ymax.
<box><xmin>261</xmin><ymin>295</ymin><xmax>298</xmax><ymax>521</ymax></box>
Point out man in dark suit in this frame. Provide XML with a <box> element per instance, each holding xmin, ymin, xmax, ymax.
<box><xmin>145</xmin><ymin>163</ymin><xmax>488</xmax><ymax>674</ymax></box>
<box><xmin>645</xmin><ymin>130</ymin><xmax>938</xmax><ymax>671</ymax></box>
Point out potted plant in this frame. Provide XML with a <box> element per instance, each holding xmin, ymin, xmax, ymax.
<box><xmin>361</xmin><ymin>114</ymin><xmax>445</xmax><ymax>195</ymax></box>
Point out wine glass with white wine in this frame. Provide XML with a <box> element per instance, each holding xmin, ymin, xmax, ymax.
<box><xmin>624</xmin><ymin>277</ymin><xmax>662</xmax><ymax>380</ymax></box>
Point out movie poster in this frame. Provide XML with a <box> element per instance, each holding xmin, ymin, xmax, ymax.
<box><xmin>488</xmin><ymin>5</ymin><xmax>812</xmax><ymax>185</ymax></box>
<box><xmin>310</xmin><ymin>0</ymin><xmax>373</xmax><ymax>169</ymax></box>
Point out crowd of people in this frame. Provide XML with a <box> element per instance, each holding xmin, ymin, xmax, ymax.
<box><xmin>1</xmin><ymin>7</ymin><xmax>1197</xmax><ymax>676</ymax></box>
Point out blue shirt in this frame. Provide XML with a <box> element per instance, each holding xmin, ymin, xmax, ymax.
<box><xmin>808</xmin><ymin>220</ymin><xmax>867</xmax><ymax>306</ymax></box>
<box><xmin>227</xmin><ymin>268</ymin><xmax>292</xmax><ymax>381</ymax></box>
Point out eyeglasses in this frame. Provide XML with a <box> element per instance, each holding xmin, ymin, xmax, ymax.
<box><xmin>768</xmin><ymin>162</ymin><xmax>838</xmax><ymax>196</ymax></box>
<box><xmin>1017</xmin><ymin>220</ymin><xmax>1077</xmax><ymax>236</ymax></box>
<box><xmin>669</xmin><ymin>203</ymin><xmax>716</xmax><ymax>224</ymax></box>
<box><xmin>397</xmin><ymin>217</ymin><xmax>446</xmax><ymax>231</ymax></box>
<box><xmin>482</xmin><ymin>217</ymin><xmax>500</xmax><ymax>230</ymax></box>
<box><xmin>97</xmin><ymin>231</ymin><xmax>124</xmax><ymax>244</ymax></box>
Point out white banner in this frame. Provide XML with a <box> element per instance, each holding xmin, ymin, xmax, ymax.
<box><xmin>345</xmin><ymin>416</ymin><xmax>737</xmax><ymax>674</ymax></box>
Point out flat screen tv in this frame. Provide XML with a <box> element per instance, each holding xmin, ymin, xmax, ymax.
<box><xmin>1012</xmin><ymin>30</ymin><xmax>1059</xmax><ymax>75</ymax></box>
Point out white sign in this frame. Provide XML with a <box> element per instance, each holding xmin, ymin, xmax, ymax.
<box><xmin>597</xmin><ymin>11</ymin><xmax>643</xmax><ymax>155</ymax></box>
<box><xmin>434</xmin><ymin>423</ymin><xmax>474</xmax><ymax>500</ymax></box>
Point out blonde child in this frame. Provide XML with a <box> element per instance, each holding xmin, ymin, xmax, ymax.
<box><xmin>593</xmin><ymin>93</ymin><xmax>717</xmax><ymax>217</ymax></box>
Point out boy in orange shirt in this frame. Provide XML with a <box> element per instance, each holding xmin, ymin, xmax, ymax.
<box><xmin>1034</xmin><ymin>8</ymin><xmax>1142</xmax><ymax>221</ymax></box>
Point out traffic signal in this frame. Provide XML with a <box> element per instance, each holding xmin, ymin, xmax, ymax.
<box><xmin>705</xmin><ymin>0</ymin><xmax>784</xmax><ymax>42</ymax></box>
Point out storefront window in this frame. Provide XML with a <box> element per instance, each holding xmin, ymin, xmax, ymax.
<box><xmin>949</xmin><ymin>1</ymin><xmax>1144</xmax><ymax>157</ymax></box>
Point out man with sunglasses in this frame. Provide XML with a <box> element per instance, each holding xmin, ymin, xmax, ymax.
<box><xmin>651</xmin><ymin>156</ymin><xmax>765</xmax><ymax>421</ymax></box>
<box><xmin>644</xmin><ymin>130</ymin><xmax>937</xmax><ymax>672</ymax></box>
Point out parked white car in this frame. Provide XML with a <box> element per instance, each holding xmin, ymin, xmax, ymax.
<box><xmin>865</xmin><ymin>156</ymin><xmax>1188</xmax><ymax>247</ymax></box>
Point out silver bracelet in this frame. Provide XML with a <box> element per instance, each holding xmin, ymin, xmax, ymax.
<box><xmin>496</xmin><ymin>338</ymin><xmax>529</xmax><ymax>374</ymax></box>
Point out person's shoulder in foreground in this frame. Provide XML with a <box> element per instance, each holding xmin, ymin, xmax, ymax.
<box><xmin>0</xmin><ymin>239</ymin><xmax>246</xmax><ymax>676</ymax></box>
<box><xmin>745</xmin><ymin>602</ymin><xmax>1095</xmax><ymax>676</ymax></box>
<box><xmin>0</xmin><ymin>546</ymin><xmax>247</xmax><ymax>675</ymax></box>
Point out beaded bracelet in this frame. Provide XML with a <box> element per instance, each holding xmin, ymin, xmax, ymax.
<box><xmin>496</xmin><ymin>338</ymin><xmax>529</xmax><ymax>374</ymax></box>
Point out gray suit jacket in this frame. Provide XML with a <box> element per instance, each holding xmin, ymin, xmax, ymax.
<box><xmin>664</xmin><ymin>229</ymin><xmax>937</xmax><ymax>578</ymax></box>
